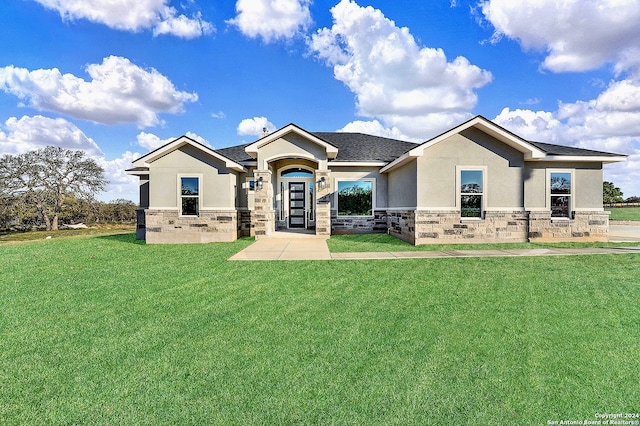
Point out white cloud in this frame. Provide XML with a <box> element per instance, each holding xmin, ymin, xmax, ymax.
<box><xmin>98</xmin><ymin>151</ymin><xmax>141</xmax><ymax>202</ymax></box>
<box><xmin>309</xmin><ymin>0</ymin><xmax>492</xmax><ymax>139</ymax></box>
<box><xmin>237</xmin><ymin>117</ymin><xmax>276</xmax><ymax>136</ymax></box>
<box><xmin>0</xmin><ymin>115</ymin><xmax>103</xmax><ymax>157</ymax></box>
<box><xmin>0</xmin><ymin>114</ymin><xmax>141</xmax><ymax>201</ymax></box>
<box><xmin>227</xmin><ymin>0</ymin><xmax>312</xmax><ymax>42</ymax></box>
<box><xmin>136</xmin><ymin>132</ymin><xmax>173</xmax><ymax>151</ymax></box>
<box><xmin>338</xmin><ymin>120</ymin><xmax>416</xmax><ymax>141</ymax></box>
<box><xmin>184</xmin><ymin>131</ymin><xmax>210</xmax><ymax>146</ymax></box>
<box><xmin>494</xmin><ymin>91</ymin><xmax>640</xmax><ymax>197</ymax></box>
<box><xmin>136</xmin><ymin>131</ymin><xmax>210</xmax><ymax>151</ymax></box>
<box><xmin>480</xmin><ymin>0</ymin><xmax>640</xmax><ymax>73</ymax></box>
<box><xmin>0</xmin><ymin>56</ymin><xmax>198</xmax><ymax>128</ymax></box>
<box><xmin>32</xmin><ymin>0</ymin><xmax>213</xmax><ymax>39</ymax></box>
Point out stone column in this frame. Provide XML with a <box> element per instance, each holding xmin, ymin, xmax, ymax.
<box><xmin>253</xmin><ymin>170</ymin><xmax>275</xmax><ymax>237</ymax></box>
<box><xmin>315</xmin><ymin>170</ymin><xmax>331</xmax><ymax>236</ymax></box>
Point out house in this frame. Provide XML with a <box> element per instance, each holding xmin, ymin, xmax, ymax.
<box><xmin>126</xmin><ymin>115</ymin><xmax>626</xmax><ymax>244</ymax></box>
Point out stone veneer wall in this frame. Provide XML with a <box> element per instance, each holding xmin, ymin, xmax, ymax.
<box><xmin>412</xmin><ymin>210</ymin><xmax>529</xmax><ymax>244</ymax></box>
<box><xmin>315</xmin><ymin>170</ymin><xmax>332</xmax><ymax>237</ymax></box>
<box><xmin>388</xmin><ymin>209</ymin><xmax>610</xmax><ymax>244</ymax></box>
<box><xmin>331</xmin><ymin>209</ymin><xmax>388</xmax><ymax>234</ymax></box>
<box><xmin>253</xmin><ymin>170</ymin><xmax>275</xmax><ymax>238</ymax></box>
<box><xmin>144</xmin><ymin>209</ymin><xmax>237</xmax><ymax>244</ymax></box>
<box><xmin>316</xmin><ymin>203</ymin><xmax>331</xmax><ymax>236</ymax></box>
<box><xmin>528</xmin><ymin>210</ymin><xmax>609</xmax><ymax>242</ymax></box>
<box><xmin>237</xmin><ymin>209</ymin><xmax>254</xmax><ymax>237</ymax></box>
<box><xmin>387</xmin><ymin>210</ymin><xmax>415</xmax><ymax>244</ymax></box>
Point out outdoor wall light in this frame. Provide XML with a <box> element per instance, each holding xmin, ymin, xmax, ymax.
<box><xmin>318</xmin><ymin>176</ymin><xmax>326</xmax><ymax>190</ymax></box>
<box><xmin>256</xmin><ymin>176</ymin><xmax>263</xmax><ymax>191</ymax></box>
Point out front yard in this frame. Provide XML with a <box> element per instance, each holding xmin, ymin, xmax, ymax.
<box><xmin>1</xmin><ymin>234</ymin><xmax>638</xmax><ymax>424</ymax></box>
<box><xmin>607</xmin><ymin>206</ymin><xmax>640</xmax><ymax>222</ymax></box>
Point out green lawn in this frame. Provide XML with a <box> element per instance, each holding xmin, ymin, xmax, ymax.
<box><xmin>607</xmin><ymin>206</ymin><xmax>640</xmax><ymax>221</ymax></box>
<box><xmin>1</xmin><ymin>234</ymin><xmax>639</xmax><ymax>424</ymax></box>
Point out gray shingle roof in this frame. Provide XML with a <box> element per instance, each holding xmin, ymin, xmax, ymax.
<box><xmin>528</xmin><ymin>141</ymin><xmax>624</xmax><ymax>157</ymax></box>
<box><xmin>215</xmin><ymin>143</ymin><xmax>253</xmax><ymax>163</ymax></box>
<box><xmin>215</xmin><ymin>133</ymin><xmax>418</xmax><ymax>163</ymax></box>
<box><xmin>213</xmin><ymin>131</ymin><xmax>625</xmax><ymax>165</ymax></box>
<box><xmin>312</xmin><ymin>132</ymin><xmax>418</xmax><ymax>162</ymax></box>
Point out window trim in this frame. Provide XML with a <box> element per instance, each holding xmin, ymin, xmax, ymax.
<box><xmin>456</xmin><ymin>166</ymin><xmax>487</xmax><ymax>220</ymax></box>
<box><xmin>547</xmin><ymin>169</ymin><xmax>574</xmax><ymax>219</ymax></box>
<box><xmin>178</xmin><ymin>174</ymin><xmax>202</xmax><ymax>217</ymax></box>
<box><xmin>335</xmin><ymin>178</ymin><xmax>376</xmax><ymax>218</ymax></box>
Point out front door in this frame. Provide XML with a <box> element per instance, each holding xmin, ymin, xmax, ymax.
<box><xmin>289</xmin><ymin>182</ymin><xmax>305</xmax><ymax>228</ymax></box>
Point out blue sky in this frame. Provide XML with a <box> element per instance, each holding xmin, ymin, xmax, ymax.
<box><xmin>1</xmin><ymin>0</ymin><xmax>638</xmax><ymax>201</ymax></box>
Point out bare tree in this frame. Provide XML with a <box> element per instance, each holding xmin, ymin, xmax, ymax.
<box><xmin>0</xmin><ymin>146</ymin><xmax>108</xmax><ymax>231</ymax></box>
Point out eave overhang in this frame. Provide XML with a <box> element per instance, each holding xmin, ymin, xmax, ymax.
<box><xmin>532</xmin><ymin>155</ymin><xmax>628</xmax><ymax>164</ymax></box>
<box><xmin>328</xmin><ymin>161</ymin><xmax>388</xmax><ymax>167</ymax></box>
<box><xmin>125</xmin><ymin>167</ymin><xmax>149</xmax><ymax>176</ymax></box>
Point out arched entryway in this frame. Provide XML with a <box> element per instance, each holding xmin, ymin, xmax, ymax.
<box><xmin>276</xmin><ymin>165</ymin><xmax>316</xmax><ymax>231</ymax></box>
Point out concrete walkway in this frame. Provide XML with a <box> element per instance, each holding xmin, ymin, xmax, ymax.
<box><xmin>229</xmin><ymin>231</ymin><xmax>640</xmax><ymax>261</ymax></box>
<box><xmin>610</xmin><ymin>224</ymin><xmax>640</xmax><ymax>242</ymax></box>
<box><xmin>229</xmin><ymin>236</ymin><xmax>332</xmax><ymax>260</ymax></box>
<box><xmin>329</xmin><ymin>246</ymin><xmax>640</xmax><ymax>260</ymax></box>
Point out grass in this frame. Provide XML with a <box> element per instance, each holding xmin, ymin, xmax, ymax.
<box><xmin>327</xmin><ymin>233</ymin><xmax>640</xmax><ymax>253</ymax></box>
<box><xmin>0</xmin><ymin>223</ymin><xmax>135</xmax><ymax>243</ymax></box>
<box><xmin>1</xmin><ymin>233</ymin><xmax>639</xmax><ymax>424</ymax></box>
<box><xmin>607</xmin><ymin>206</ymin><xmax>640</xmax><ymax>221</ymax></box>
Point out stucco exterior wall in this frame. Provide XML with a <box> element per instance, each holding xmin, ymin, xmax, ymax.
<box><xmin>257</xmin><ymin>134</ymin><xmax>328</xmax><ymax>170</ymax></box>
<box><xmin>387</xmin><ymin>161</ymin><xmax>417</xmax><ymax>207</ymax></box>
<box><xmin>416</xmin><ymin>130</ymin><xmax>525</xmax><ymax>209</ymax></box>
<box><xmin>524</xmin><ymin>162</ymin><xmax>604</xmax><ymax>210</ymax></box>
<box><xmin>575</xmin><ymin>168</ymin><xmax>604</xmax><ymax>209</ymax></box>
<box><xmin>524</xmin><ymin>167</ymin><xmax>547</xmax><ymax>209</ymax></box>
<box><xmin>236</xmin><ymin>172</ymin><xmax>251</xmax><ymax>209</ymax></box>
<box><xmin>148</xmin><ymin>145</ymin><xmax>238</xmax><ymax>209</ymax></box>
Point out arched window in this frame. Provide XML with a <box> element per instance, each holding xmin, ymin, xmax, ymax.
<box><xmin>281</xmin><ymin>168</ymin><xmax>313</xmax><ymax>178</ymax></box>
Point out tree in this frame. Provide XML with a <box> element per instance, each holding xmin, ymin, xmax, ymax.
<box><xmin>603</xmin><ymin>181</ymin><xmax>624</xmax><ymax>204</ymax></box>
<box><xmin>107</xmin><ymin>198</ymin><xmax>138</xmax><ymax>222</ymax></box>
<box><xmin>0</xmin><ymin>146</ymin><xmax>108</xmax><ymax>231</ymax></box>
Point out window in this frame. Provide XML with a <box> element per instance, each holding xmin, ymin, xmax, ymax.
<box><xmin>180</xmin><ymin>177</ymin><xmax>199</xmax><ymax>216</ymax></box>
<box><xmin>308</xmin><ymin>181</ymin><xmax>314</xmax><ymax>222</ymax></box>
<box><xmin>460</xmin><ymin>169</ymin><xmax>484</xmax><ymax>218</ymax></box>
<box><xmin>550</xmin><ymin>171</ymin><xmax>572</xmax><ymax>218</ymax></box>
<box><xmin>281</xmin><ymin>168</ymin><xmax>313</xmax><ymax>178</ymax></box>
<box><xmin>337</xmin><ymin>180</ymin><xmax>373</xmax><ymax>216</ymax></box>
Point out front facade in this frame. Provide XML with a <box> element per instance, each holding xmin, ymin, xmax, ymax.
<box><xmin>126</xmin><ymin>116</ymin><xmax>626</xmax><ymax>244</ymax></box>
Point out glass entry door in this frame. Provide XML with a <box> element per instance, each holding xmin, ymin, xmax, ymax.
<box><xmin>289</xmin><ymin>182</ymin><xmax>305</xmax><ymax>228</ymax></box>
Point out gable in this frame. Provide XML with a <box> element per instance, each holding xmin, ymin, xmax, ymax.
<box><xmin>152</xmin><ymin>144</ymin><xmax>234</xmax><ymax>174</ymax></box>
<box><xmin>380</xmin><ymin>115</ymin><xmax>626</xmax><ymax>173</ymax></box>
<box><xmin>245</xmin><ymin>124</ymin><xmax>338</xmax><ymax>160</ymax></box>
<box><xmin>131</xmin><ymin>135</ymin><xmax>245</xmax><ymax>172</ymax></box>
<box><xmin>257</xmin><ymin>132</ymin><xmax>330</xmax><ymax>163</ymax></box>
